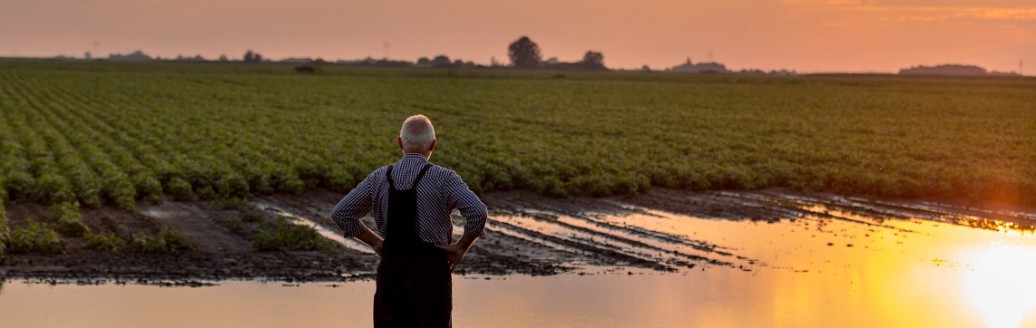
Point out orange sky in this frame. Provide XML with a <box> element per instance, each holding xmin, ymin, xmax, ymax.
<box><xmin>1</xmin><ymin>0</ymin><xmax>1033</xmax><ymax>73</ymax></box>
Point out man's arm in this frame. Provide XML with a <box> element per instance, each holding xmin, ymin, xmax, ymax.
<box><xmin>438</xmin><ymin>233</ymin><xmax>479</xmax><ymax>271</ymax></box>
<box><xmin>354</xmin><ymin>226</ymin><xmax>384</xmax><ymax>256</ymax></box>
<box><xmin>435</xmin><ymin>170</ymin><xmax>488</xmax><ymax>270</ymax></box>
<box><xmin>330</xmin><ymin>170</ymin><xmax>382</xmax><ymax>255</ymax></box>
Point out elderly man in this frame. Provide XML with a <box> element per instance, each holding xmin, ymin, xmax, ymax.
<box><xmin>331</xmin><ymin>114</ymin><xmax>487</xmax><ymax>328</ymax></box>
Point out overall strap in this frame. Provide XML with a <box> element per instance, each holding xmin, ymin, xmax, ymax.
<box><xmin>385</xmin><ymin>165</ymin><xmax>396</xmax><ymax>190</ymax></box>
<box><xmin>385</xmin><ymin>163</ymin><xmax>434</xmax><ymax>191</ymax></box>
<box><xmin>411</xmin><ymin>164</ymin><xmax>434</xmax><ymax>190</ymax></box>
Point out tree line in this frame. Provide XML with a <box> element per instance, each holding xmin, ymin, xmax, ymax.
<box><xmin>508</xmin><ymin>36</ymin><xmax>606</xmax><ymax>70</ymax></box>
<box><xmin>102</xmin><ymin>36</ymin><xmax>607</xmax><ymax>70</ymax></box>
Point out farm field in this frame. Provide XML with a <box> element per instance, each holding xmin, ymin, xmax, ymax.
<box><xmin>0</xmin><ymin>59</ymin><xmax>1034</xmax><ymax>264</ymax></box>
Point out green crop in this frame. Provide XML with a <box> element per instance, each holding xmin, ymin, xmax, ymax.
<box><xmin>52</xmin><ymin>201</ymin><xmax>90</xmax><ymax>237</ymax></box>
<box><xmin>252</xmin><ymin>216</ymin><xmax>333</xmax><ymax>252</ymax></box>
<box><xmin>132</xmin><ymin>227</ymin><xmax>192</xmax><ymax>254</ymax></box>
<box><xmin>84</xmin><ymin>232</ymin><xmax>127</xmax><ymax>253</ymax></box>
<box><xmin>0</xmin><ymin>58</ymin><xmax>1032</xmax><ymax>218</ymax></box>
<box><xmin>7</xmin><ymin>220</ymin><xmax>64</xmax><ymax>254</ymax></box>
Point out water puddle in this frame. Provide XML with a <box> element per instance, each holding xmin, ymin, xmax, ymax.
<box><xmin>4</xmin><ymin>198</ymin><xmax>1035</xmax><ymax>327</ymax></box>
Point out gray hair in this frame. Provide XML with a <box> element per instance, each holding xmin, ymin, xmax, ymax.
<box><xmin>399</xmin><ymin>114</ymin><xmax>436</xmax><ymax>152</ymax></box>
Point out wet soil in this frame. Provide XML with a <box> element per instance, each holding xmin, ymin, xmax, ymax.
<box><xmin>2</xmin><ymin>188</ymin><xmax>1033</xmax><ymax>283</ymax></box>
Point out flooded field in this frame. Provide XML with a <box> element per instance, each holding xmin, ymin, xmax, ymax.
<box><xmin>2</xmin><ymin>190</ymin><xmax>1035</xmax><ymax>327</ymax></box>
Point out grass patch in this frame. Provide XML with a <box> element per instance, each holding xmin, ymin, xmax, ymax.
<box><xmin>132</xmin><ymin>227</ymin><xmax>192</xmax><ymax>254</ymax></box>
<box><xmin>7</xmin><ymin>220</ymin><xmax>65</xmax><ymax>254</ymax></box>
<box><xmin>252</xmin><ymin>216</ymin><xmax>332</xmax><ymax>252</ymax></box>
<box><xmin>84</xmin><ymin>232</ymin><xmax>127</xmax><ymax>253</ymax></box>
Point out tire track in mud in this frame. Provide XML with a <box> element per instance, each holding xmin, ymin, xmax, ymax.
<box><xmin>5</xmin><ymin>188</ymin><xmax>1033</xmax><ymax>282</ymax></box>
<box><xmin>255</xmin><ymin>191</ymin><xmax>742</xmax><ymax>273</ymax></box>
<box><xmin>495</xmin><ymin>210</ymin><xmax>739</xmax><ymax>268</ymax></box>
<box><xmin>621</xmin><ymin>188</ymin><xmax>1036</xmax><ymax>234</ymax></box>
<box><xmin>146</xmin><ymin>189</ymin><xmax>1036</xmax><ymax>278</ymax></box>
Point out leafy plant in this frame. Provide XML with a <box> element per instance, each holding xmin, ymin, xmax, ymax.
<box><xmin>132</xmin><ymin>227</ymin><xmax>192</xmax><ymax>254</ymax></box>
<box><xmin>252</xmin><ymin>216</ymin><xmax>332</xmax><ymax>252</ymax></box>
<box><xmin>52</xmin><ymin>201</ymin><xmax>90</xmax><ymax>237</ymax></box>
<box><xmin>84</xmin><ymin>232</ymin><xmax>127</xmax><ymax>252</ymax></box>
<box><xmin>0</xmin><ymin>59</ymin><xmax>1032</xmax><ymax>208</ymax></box>
<box><xmin>7</xmin><ymin>220</ymin><xmax>65</xmax><ymax>254</ymax></box>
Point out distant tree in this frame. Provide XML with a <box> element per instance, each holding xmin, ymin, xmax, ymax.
<box><xmin>417</xmin><ymin>57</ymin><xmax>431</xmax><ymax>66</ymax></box>
<box><xmin>219</xmin><ymin>54</ymin><xmax>228</xmax><ymax>62</ymax></box>
<box><xmin>641</xmin><ymin>65</ymin><xmax>651</xmax><ymax>72</ymax></box>
<box><xmin>431</xmin><ymin>55</ymin><xmax>452</xmax><ymax>68</ymax></box>
<box><xmin>243</xmin><ymin>50</ymin><xmax>263</xmax><ymax>63</ymax></box>
<box><xmin>508</xmin><ymin>36</ymin><xmax>542</xmax><ymax>68</ymax></box>
<box><xmin>582</xmin><ymin>51</ymin><xmax>605</xmax><ymax>69</ymax></box>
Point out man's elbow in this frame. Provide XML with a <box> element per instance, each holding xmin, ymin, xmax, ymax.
<box><xmin>330</xmin><ymin>208</ymin><xmax>350</xmax><ymax>224</ymax></box>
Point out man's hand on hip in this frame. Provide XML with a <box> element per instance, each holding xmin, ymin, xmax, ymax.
<box><xmin>435</xmin><ymin>233</ymin><xmax>480</xmax><ymax>271</ymax></box>
<box><xmin>354</xmin><ymin>226</ymin><xmax>385</xmax><ymax>257</ymax></box>
<box><xmin>436</xmin><ymin>243</ymin><xmax>467</xmax><ymax>271</ymax></box>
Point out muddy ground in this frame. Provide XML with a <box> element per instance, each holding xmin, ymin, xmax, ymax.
<box><xmin>2</xmin><ymin>188</ymin><xmax>1033</xmax><ymax>283</ymax></box>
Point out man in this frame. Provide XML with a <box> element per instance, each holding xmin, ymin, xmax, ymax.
<box><xmin>331</xmin><ymin>114</ymin><xmax>487</xmax><ymax>328</ymax></box>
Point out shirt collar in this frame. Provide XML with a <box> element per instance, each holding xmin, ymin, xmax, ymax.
<box><xmin>401</xmin><ymin>153</ymin><xmax>430</xmax><ymax>163</ymax></box>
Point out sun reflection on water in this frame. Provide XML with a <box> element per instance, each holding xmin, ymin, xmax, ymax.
<box><xmin>961</xmin><ymin>243</ymin><xmax>1036</xmax><ymax>328</ymax></box>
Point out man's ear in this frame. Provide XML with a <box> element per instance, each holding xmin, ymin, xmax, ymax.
<box><xmin>428</xmin><ymin>139</ymin><xmax>437</xmax><ymax>152</ymax></box>
<box><xmin>397</xmin><ymin>136</ymin><xmax>404</xmax><ymax>150</ymax></box>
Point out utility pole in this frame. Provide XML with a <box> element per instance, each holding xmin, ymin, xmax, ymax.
<box><xmin>1020</xmin><ymin>58</ymin><xmax>1024</xmax><ymax>76</ymax></box>
<box><xmin>383</xmin><ymin>42</ymin><xmax>390</xmax><ymax>60</ymax></box>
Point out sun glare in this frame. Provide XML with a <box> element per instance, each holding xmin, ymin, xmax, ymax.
<box><xmin>961</xmin><ymin>243</ymin><xmax>1036</xmax><ymax>328</ymax></box>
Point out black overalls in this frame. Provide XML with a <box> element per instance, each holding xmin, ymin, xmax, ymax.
<box><xmin>374</xmin><ymin>163</ymin><xmax>452</xmax><ymax>328</ymax></box>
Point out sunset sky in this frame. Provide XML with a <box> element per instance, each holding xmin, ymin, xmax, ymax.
<box><xmin>1</xmin><ymin>0</ymin><xmax>1033</xmax><ymax>73</ymax></box>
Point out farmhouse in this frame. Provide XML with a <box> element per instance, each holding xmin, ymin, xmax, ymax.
<box><xmin>669</xmin><ymin>58</ymin><xmax>727</xmax><ymax>74</ymax></box>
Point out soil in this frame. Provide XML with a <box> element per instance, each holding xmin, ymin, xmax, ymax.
<box><xmin>2</xmin><ymin>188</ymin><xmax>1033</xmax><ymax>283</ymax></box>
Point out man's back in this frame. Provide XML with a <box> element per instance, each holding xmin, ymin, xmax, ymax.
<box><xmin>331</xmin><ymin>153</ymin><xmax>487</xmax><ymax>245</ymax></box>
<box><xmin>329</xmin><ymin>114</ymin><xmax>486</xmax><ymax>327</ymax></box>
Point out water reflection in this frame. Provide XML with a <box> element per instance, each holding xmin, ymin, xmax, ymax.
<box><xmin>961</xmin><ymin>244</ymin><xmax>1036</xmax><ymax>328</ymax></box>
<box><xmin>0</xmin><ymin>205</ymin><xmax>1034</xmax><ymax>327</ymax></box>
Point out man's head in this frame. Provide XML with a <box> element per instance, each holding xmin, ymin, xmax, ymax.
<box><xmin>398</xmin><ymin>114</ymin><xmax>437</xmax><ymax>158</ymax></box>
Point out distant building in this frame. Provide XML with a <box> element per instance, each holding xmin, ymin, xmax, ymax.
<box><xmin>108</xmin><ymin>50</ymin><xmax>152</xmax><ymax>61</ymax></box>
<box><xmin>669</xmin><ymin>58</ymin><xmax>727</xmax><ymax>74</ymax></box>
<box><xmin>898</xmin><ymin>64</ymin><xmax>987</xmax><ymax>76</ymax></box>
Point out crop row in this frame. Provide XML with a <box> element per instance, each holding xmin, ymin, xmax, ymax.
<box><xmin>0</xmin><ymin>60</ymin><xmax>1033</xmax><ymax>226</ymax></box>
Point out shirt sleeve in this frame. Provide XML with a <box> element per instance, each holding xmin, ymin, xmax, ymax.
<box><xmin>330</xmin><ymin>169</ymin><xmax>378</xmax><ymax>238</ymax></box>
<box><xmin>446</xmin><ymin>170</ymin><xmax>488</xmax><ymax>237</ymax></box>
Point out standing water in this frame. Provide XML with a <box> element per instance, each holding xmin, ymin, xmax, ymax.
<box><xmin>2</xmin><ymin>199</ymin><xmax>1034</xmax><ymax>328</ymax></box>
